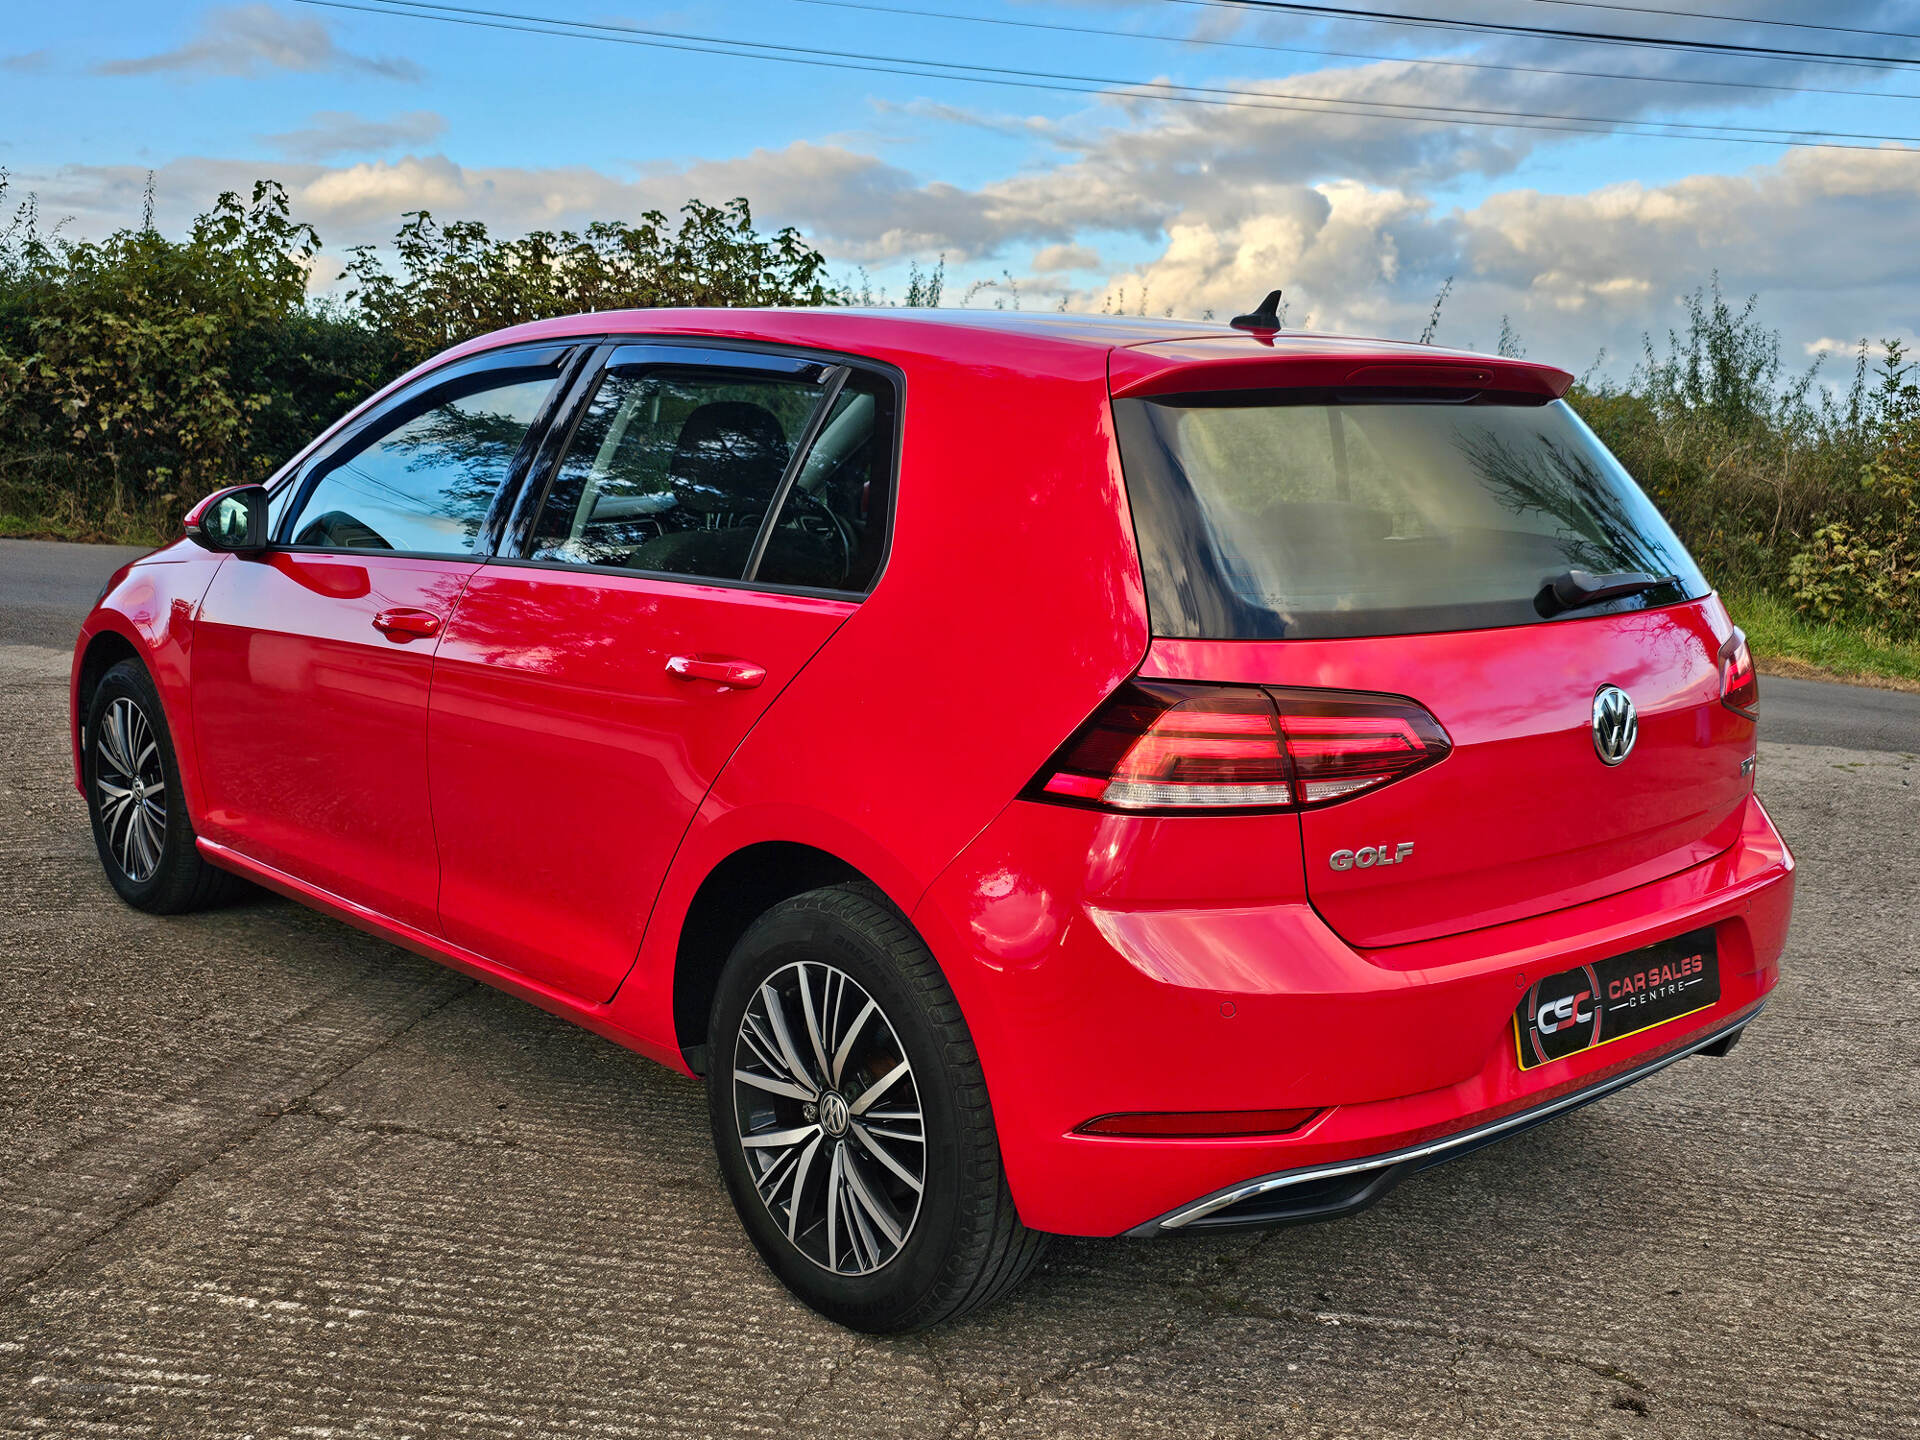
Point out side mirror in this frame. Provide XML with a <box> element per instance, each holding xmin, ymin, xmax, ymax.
<box><xmin>183</xmin><ymin>484</ymin><xmax>270</xmax><ymax>553</ymax></box>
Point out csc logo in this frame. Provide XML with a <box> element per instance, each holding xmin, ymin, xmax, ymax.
<box><xmin>1329</xmin><ymin>842</ymin><xmax>1415</xmax><ymax>871</ymax></box>
<box><xmin>1536</xmin><ymin>989</ymin><xmax>1595</xmax><ymax>1035</ymax></box>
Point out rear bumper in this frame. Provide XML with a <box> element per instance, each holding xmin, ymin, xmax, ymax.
<box><xmin>912</xmin><ymin>791</ymin><xmax>1793</xmax><ymax>1237</ymax></box>
<box><xmin>1126</xmin><ymin>1001</ymin><xmax>1760</xmax><ymax>1236</ymax></box>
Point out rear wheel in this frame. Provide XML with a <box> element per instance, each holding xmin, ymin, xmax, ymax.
<box><xmin>707</xmin><ymin>883</ymin><xmax>1047</xmax><ymax>1332</ymax></box>
<box><xmin>84</xmin><ymin>658</ymin><xmax>243</xmax><ymax>913</ymax></box>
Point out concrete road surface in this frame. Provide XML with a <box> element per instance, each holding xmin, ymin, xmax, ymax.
<box><xmin>2</xmin><ymin>542</ymin><xmax>1916</xmax><ymax>1438</ymax></box>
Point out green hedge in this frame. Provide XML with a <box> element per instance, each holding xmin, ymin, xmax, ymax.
<box><xmin>0</xmin><ymin>178</ymin><xmax>836</xmax><ymax>541</ymax></box>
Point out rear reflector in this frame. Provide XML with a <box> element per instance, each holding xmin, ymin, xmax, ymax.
<box><xmin>1030</xmin><ymin>680</ymin><xmax>1450</xmax><ymax>814</ymax></box>
<box><xmin>1720</xmin><ymin>628</ymin><xmax>1758</xmax><ymax>720</ymax></box>
<box><xmin>1076</xmin><ymin>1108</ymin><xmax>1322</xmax><ymax>1139</ymax></box>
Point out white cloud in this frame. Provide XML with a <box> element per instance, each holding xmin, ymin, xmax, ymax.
<box><xmin>95</xmin><ymin>4</ymin><xmax>421</xmax><ymax>82</ymax></box>
<box><xmin>263</xmin><ymin>110</ymin><xmax>446</xmax><ymax>161</ymax></box>
<box><xmin>1031</xmin><ymin>243</ymin><xmax>1104</xmax><ymax>274</ymax></box>
<box><xmin>1090</xmin><ymin>144</ymin><xmax>1920</xmax><ymax>370</ymax></box>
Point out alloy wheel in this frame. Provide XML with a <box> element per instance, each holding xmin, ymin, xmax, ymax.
<box><xmin>95</xmin><ymin>696</ymin><xmax>167</xmax><ymax>884</ymax></box>
<box><xmin>731</xmin><ymin>960</ymin><xmax>926</xmax><ymax>1275</ymax></box>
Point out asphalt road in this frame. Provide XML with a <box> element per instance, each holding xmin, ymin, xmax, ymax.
<box><xmin>0</xmin><ymin>539</ymin><xmax>153</xmax><ymax>650</ymax></box>
<box><xmin>2</xmin><ymin>543</ymin><xmax>1917</xmax><ymax>1438</ymax></box>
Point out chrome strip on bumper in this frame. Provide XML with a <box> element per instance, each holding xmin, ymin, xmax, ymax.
<box><xmin>1130</xmin><ymin>1004</ymin><xmax>1763</xmax><ymax>1237</ymax></box>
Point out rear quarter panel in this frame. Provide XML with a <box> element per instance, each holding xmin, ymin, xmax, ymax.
<box><xmin>606</xmin><ymin>330</ymin><xmax>1153</xmax><ymax>1046</ymax></box>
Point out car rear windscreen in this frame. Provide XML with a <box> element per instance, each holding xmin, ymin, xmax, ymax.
<box><xmin>1114</xmin><ymin>392</ymin><xmax>1709</xmax><ymax>640</ymax></box>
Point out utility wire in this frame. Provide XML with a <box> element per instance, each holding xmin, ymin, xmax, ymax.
<box><xmin>1513</xmin><ymin>0</ymin><xmax>1920</xmax><ymax>43</ymax></box>
<box><xmin>781</xmin><ymin>0</ymin><xmax>1920</xmax><ymax>104</ymax></box>
<box><xmin>302</xmin><ymin>0</ymin><xmax>1920</xmax><ymax>150</ymax></box>
<box><xmin>1168</xmin><ymin>0</ymin><xmax>1920</xmax><ymax>70</ymax></box>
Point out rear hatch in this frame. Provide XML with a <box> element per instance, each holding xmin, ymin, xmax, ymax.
<box><xmin>1110</xmin><ymin>347</ymin><xmax>1758</xmax><ymax>948</ymax></box>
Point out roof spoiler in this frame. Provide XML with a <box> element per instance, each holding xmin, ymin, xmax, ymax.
<box><xmin>1109</xmin><ymin>348</ymin><xmax>1575</xmax><ymax>401</ymax></box>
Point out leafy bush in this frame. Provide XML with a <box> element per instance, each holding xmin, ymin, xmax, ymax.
<box><xmin>1569</xmin><ymin>278</ymin><xmax>1920</xmax><ymax>639</ymax></box>
<box><xmin>342</xmin><ymin>198</ymin><xmax>839</xmax><ymax>370</ymax></box>
<box><xmin>0</xmin><ymin>179</ymin><xmax>357</xmax><ymax>536</ymax></box>
<box><xmin>0</xmin><ymin>177</ymin><xmax>837</xmax><ymax>539</ymax></box>
<box><xmin>1786</xmin><ymin>380</ymin><xmax>1920</xmax><ymax>634</ymax></box>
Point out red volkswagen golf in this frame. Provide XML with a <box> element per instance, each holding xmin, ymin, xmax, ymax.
<box><xmin>71</xmin><ymin>307</ymin><xmax>1792</xmax><ymax>1331</ymax></box>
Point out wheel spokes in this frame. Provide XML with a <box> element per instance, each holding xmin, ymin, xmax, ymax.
<box><xmin>796</xmin><ymin>965</ymin><xmax>834</xmax><ymax>1086</ymax></box>
<box><xmin>759</xmin><ymin>981</ymin><xmax>820</xmax><ymax>1095</ymax></box>
<box><xmin>95</xmin><ymin>697</ymin><xmax>166</xmax><ymax>883</ymax></box>
<box><xmin>830</xmin><ymin>999</ymin><xmax>876</xmax><ymax>1088</ymax></box>
<box><xmin>849</xmin><ymin>1059</ymin><xmax>911</xmax><ymax>1117</ymax></box>
<box><xmin>732</xmin><ymin>959</ymin><xmax>925</xmax><ymax>1277</ymax></box>
<box><xmin>849</xmin><ymin>1120</ymin><xmax>923</xmax><ymax>1196</ymax></box>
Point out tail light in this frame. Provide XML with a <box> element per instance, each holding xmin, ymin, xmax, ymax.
<box><xmin>1719</xmin><ymin>629</ymin><xmax>1758</xmax><ymax>720</ymax></box>
<box><xmin>1028</xmin><ymin>681</ymin><xmax>1451</xmax><ymax>814</ymax></box>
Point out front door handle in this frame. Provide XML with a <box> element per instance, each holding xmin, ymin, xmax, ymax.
<box><xmin>666</xmin><ymin>654</ymin><xmax>766</xmax><ymax>689</ymax></box>
<box><xmin>372</xmin><ymin>607</ymin><xmax>444</xmax><ymax>641</ymax></box>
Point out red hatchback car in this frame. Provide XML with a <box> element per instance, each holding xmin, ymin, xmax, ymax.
<box><xmin>71</xmin><ymin>308</ymin><xmax>1793</xmax><ymax>1331</ymax></box>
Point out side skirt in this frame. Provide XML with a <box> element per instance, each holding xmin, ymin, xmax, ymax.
<box><xmin>198</xmin><ymin>837</ymin><xmax>688</xmax><ymax>1073</ymax></box>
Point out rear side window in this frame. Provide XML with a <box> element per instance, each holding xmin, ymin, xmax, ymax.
<box><xmin>755</xmin><ymin>372</ymin><xmax>895</xmax><ymax>592</ymax></box>
<box><xmin>529</xmin><ymin>362</ymin><xmax>895</xmax><ymax>593</ymax></box>
<box><xmin>1114</xmin><ymin>394</ymin><xmax>1709</xmax><ymax>640</ymax></box>
<box><xmin>529</xmin><ymin>368</ymin><xmax>828</xmax><ymax>580</ymax></box>
<box><xmin>287</xmin><ymin>373</ymin><xmax>556</xmax><ymax>555</ymax></box>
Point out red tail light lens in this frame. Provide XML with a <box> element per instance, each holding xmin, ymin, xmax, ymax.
<box><xmin>1720</xmin><ymin>629</ymin><xmax>1758</xmax><ymax>720</ymax></box>
<box><xmin>1269</xmin><ymin>688</ymin><xmax>1454</xmax><ymax>805</ymax></box>
<box><xmin>1030</xmin><ymin>681</ymin><xmax>1450</xmax><ymax>814</ymax></box>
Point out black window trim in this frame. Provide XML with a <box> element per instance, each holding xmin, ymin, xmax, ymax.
<box><xmin>268</xmin><ymin>341</ymin><xmax>587</xmax><ymax>559</ymax></box>
<box><xmin>488</xmin><ymin>334</ymin><xmax>904</xmax><ymax>602</ymax></box>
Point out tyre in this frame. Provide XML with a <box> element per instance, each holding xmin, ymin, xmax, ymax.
<box><xmin>84</xmin><ymin>658</ymin><xmax>244</xmax><ymax>914</ymax></box>
<box><xmin>707</xmin><ymin>883</ymin><xmax>1048</xmax><ymax>1332</ymax></box>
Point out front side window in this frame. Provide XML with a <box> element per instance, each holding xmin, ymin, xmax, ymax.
<box><xmin>287</xmin><ymin>371</ymin><xmax>557</xmax><ymax>556</ymax></box>
<box><xmin>529</xmin><ymin>367</ymin><xmax>831</xmax><ymax>581</ymax></box>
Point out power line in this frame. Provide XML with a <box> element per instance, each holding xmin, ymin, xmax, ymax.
<box><xmin>782</xmin><ymin>0</ymin><xmax>1920</xmax><ymax>104</ymax></box>
<box><xmin>1513</xmin><ymin>0</ymin><xmax>1920</xmax><ymax>43</ymax></box>
<box><xmin>1168</xmin><ymin>0</ymin><xmax>1920</xmax><ymax>70</ymax></box>
<box><xmin>301</xmin><ymin>0</ymin><xmax>1920</xmax><ymax>150</ymax></box>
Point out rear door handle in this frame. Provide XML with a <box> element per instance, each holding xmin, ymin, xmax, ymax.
<box><xmin>666</xmin><ymin>654</ymin><xmax>766</xmax><ymax>689</ymax></box>
<box><xmin>372</xmin><ymin>607</ymin><xmax>444</xmax><ymax>641</ymax></box>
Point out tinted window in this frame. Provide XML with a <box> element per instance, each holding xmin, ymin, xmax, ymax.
<box><xmin>288</xmin><ymin>373</ymin><xmax>556</xmax><ymax>555</ymax></box>
<box><xmin>1115</xmin><ymin>394</ymin><xmax>1708</xmax><ymax>640</ymax></box>
<box><xmin>529</xmin><ymin>367</ymin><xmax>829</xmax><ymax>580</ymax></box>
<box><xmin>756</xmin><ymin>373</ymin><xmax>895</xmax><ymax>592</ymax></box>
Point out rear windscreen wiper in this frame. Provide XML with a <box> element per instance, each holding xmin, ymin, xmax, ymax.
<box><xmin>1536</xmin><ymin>569</ymin><xmax>1673</xmax><ymax>617</ymax></box>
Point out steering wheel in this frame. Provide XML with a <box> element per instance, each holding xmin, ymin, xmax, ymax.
<box><xmin>780</xmin><ymin>487</ymin><xmax>853</xmax><ymax>583</ymax></box>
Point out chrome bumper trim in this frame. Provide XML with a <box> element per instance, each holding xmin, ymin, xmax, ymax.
<box><xmin>1130</xmin><ymin>1003</ymin><xmax>1764</xmax><ymax>1237</ymax></box>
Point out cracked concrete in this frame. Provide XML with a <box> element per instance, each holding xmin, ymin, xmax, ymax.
<box><xmin>2</xmin><ymin>622</ymin><xmax>1917</xmax><ymax>1434</ymax></box>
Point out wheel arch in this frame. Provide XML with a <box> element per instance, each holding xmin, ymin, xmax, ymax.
<box><xmin>71</xmin><ymin>627</ymin><xmax>143</xmax><ymax>786</ymax></box>
<box><xmin>671</xmin><ymin>840</ymin><xmax>893</xmax><ymax>1073</ymax></box>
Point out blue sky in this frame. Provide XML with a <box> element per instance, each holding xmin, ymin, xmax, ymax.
<box><xmin>5</xmin><ymin>1</ymin><xmax>1918</xmax><ymax>373</ymax></box>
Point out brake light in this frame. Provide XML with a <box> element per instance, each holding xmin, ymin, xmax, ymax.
<box><xmin>1029</xmin><ymin>681</ymin><xmax>1450</xmax><ymax>814</ymax></box>
<box><xmin>1719</xmin><ymin>629</ymin><xmax>1758</xmax><ymax>720</ymax></box>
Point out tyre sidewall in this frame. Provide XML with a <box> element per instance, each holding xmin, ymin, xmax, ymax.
<box><xmin>707</xmin><ymin>893</ymin><xmax>974</xmax><ymax>1332</ymax></box>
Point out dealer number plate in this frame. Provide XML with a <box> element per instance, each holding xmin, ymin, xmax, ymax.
<box><xmin>1514</xmin><ymin>927</ymin><xmax>1720</xmax><ymax>1070</ymax></box>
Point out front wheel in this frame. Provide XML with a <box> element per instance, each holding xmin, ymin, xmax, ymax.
<box><xmin>707</xmin><ymin>883</ymin><xmax>1047</xmax><ymax>1332</ymax></box>
<box><xmin>84</xmin><ymin>658</ymin><xmax>244</xmax><ymax>913</ymax></box>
